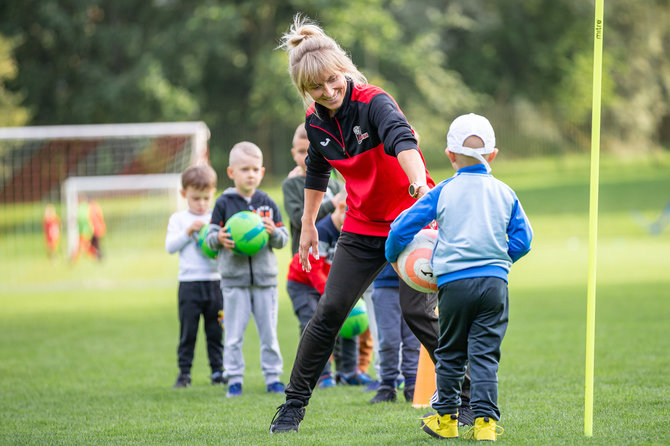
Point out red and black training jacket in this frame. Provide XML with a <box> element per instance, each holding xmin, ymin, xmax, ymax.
<box><xmin>304</xmin><ymin>79</ymin><xmax>435</xmax><ymax>236</ymax></box>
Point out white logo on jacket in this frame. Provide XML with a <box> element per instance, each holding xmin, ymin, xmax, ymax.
<box><xmin>353</xmin><ymin>126</ymin><xmax>369</xmax><ymax>144</ymax></box>
<box><xmin>320</xmin><ymin>138</ymin><xmax>331</xmax><ymax>146</ymax></box>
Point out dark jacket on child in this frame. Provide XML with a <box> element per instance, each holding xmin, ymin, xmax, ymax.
<box><xmin>205</xmin><ymin>188</ymin><xmax>288</xmax><ymax>287</ymax></box>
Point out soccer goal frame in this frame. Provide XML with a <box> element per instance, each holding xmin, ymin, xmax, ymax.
<box><xmin>0</xmin><ymin>120</ymin><xmax>209</xmax><ymax>204</ymax></box>
<box><xmin>0</xmin><ymin>121</ymin><xmax>210</xmax><ymax>157</ymax></box>
<box><xmin>0</xmin><ymin>121</ymin><xmax>209</xmax><ymax>261</ymax></box>
<box><xmin>61</xmin><ymin>173</ymin><xmax>184</xmax><ymax>257</ymax></box>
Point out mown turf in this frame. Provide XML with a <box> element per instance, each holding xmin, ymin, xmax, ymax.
<box><xmin>1</xmin><ymin>154</ymin><xmax>669</xmax><ymax>445</ymax></box>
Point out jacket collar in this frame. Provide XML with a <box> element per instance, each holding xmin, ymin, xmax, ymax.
<box><xmin>457</xmin><ymin>164</ymin><xmax>490</xmax><ymax>175</ymax></box>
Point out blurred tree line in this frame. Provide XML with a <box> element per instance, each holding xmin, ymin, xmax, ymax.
<box><xmin>0</xmin><ymin>0</ymin><xmax>668</xmax><ymax>177</ymax></box>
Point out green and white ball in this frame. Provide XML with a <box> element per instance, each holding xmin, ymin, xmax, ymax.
<box><xmin>340</xmin><ymin>299</ymin><xmax>369</xmax><ymax>339</ymax></box>
<box><xmin>197</xmin><ymin>224</ymin><xmax>218</xmax><ymax>259</ymax></box>
<box><xmin>226</xmin><ymin>211</ymin><xmax>269</xmax><ymax>256</ymax></box>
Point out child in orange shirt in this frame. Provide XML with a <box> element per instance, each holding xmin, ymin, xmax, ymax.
<box><xmin>43</xmin><ymin>204</ymin><xmax>61</xmax><ymax>259</ymax></box>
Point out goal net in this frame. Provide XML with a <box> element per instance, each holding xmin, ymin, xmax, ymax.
<box><xmin>0</xmin><ymin>122</ymin><xmax>209</xmax><ymax>277</ymax></box>
<box><xmin>61</xmin><ymin>173</ymin><xmax>185</xmax><ymax>258</ymax></box>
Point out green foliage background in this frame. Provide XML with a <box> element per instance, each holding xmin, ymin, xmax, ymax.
<box><xmin>1</xmin><ymin>1</ymin><xmax>669</xmax><ymax>176</ymax></box>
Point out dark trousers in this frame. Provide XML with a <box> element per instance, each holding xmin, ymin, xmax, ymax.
<box><xmin>286</xmin><ymin>280</ymin><xmax>320</xmax><ymax>333</ymax></box>
<box><xmin>433</xmin><ymin>277</ymin><xmax>508</xmax><ymax>420</ymax></box>
<box><xmin>332</xmin><ymin>334</ymin><xmax>358</xmax><ymax>375</ymax></box>
<box><xmin>177</xmin><ymin>280</ymin><xmax>224</xmax><ymax>374</ymax></box>
<box><xmin>284</xmin><ymin>231</ymin><xmax>439</xmax><ymax>406</ymax></box>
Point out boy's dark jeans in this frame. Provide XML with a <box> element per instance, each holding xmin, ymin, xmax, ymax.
<box><xmin>284</xmin><ymin>231</ymin><xmax>440</xmax><ymax>406</ymax></box>
<box><xmin>177</xmin><ymin>280</ymin><xmax>224</xmax><ymax>374</ymax></box>
<box><xmin>433</xmin><ymin>277</ymin><xmax>508</xmax><ymax>420</ymax></box>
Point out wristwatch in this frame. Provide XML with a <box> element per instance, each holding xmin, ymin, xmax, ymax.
<box><xmin>408</xmin><ymin>182</ymin><xmax>427</xmax><ymax>198</ymax></box>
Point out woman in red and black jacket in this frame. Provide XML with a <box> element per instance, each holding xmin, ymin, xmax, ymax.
<box><xmin>271</xmin><ymin>15</ymin><xmax>471</xmax><ymax>433</ymax></box>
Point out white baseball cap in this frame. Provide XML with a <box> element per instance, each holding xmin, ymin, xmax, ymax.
<box><xmin>446</xmin><ymin>113</ymin><xmax>496</xmax><ymax>172</ymax></box>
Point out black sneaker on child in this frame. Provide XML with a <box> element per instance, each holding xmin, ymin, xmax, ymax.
<box><xmin>458</xmin><ymin>398</ymin><xmax>475</xmax><ymax>426</ymax></box>
<box><xmin>211</xmin><ymin>371</ymin><xmax>227</xmax><ymax>385</ymax></box>
<box><xmin>269</xmin><ymin>400</ymin><xmax>305</xmax><ymax>433</ymax></box>
<box><xmin>173</xmin><ymin>372</ymin><xmax>191</xmax><ymax>388</ymax></box>
<box><xmin>369</xmin><ymin>385</ymin><xmax>397</xmax><ymax>404</ymax></box>
<box><xmin>403</xmin><ymin>385</ymin><xmax>415</xmax><ymax>403</ymax></box>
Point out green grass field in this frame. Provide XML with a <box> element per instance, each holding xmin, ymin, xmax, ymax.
<box><xmin>1</xmin><ymin>154</ymin><xmax>669</xmax><ymax>445</ymax></box>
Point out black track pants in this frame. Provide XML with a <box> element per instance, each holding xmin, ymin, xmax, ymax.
<box><xmin>284</xmin><ymin>231</ymin><xmax>439</xmax><ymax>406</ymax></box>
<box><xmin>177</xmin><ymin>280</ymin><xmax>224</xmax><ymax>374</ymax></box>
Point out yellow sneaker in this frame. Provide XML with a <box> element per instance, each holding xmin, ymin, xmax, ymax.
<box><xmin>420</xmin><ymin>412</ymin><xmax>459</xmax><ymax>439</ymax></box>
<box><xmin>464</xmin><ymin>417</ymin><xmax>504</xmax><ymax>441</ymax></box>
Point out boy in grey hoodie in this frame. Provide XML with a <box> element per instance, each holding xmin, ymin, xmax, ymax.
<box><xmin>205</xmin><ymin>141</ymin><xmax>289</xmax><ymax>397</ymax></box>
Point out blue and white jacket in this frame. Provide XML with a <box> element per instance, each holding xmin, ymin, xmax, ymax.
<box><xmin>385</xmin><ymin>164</ymin><xmax>532</xmax><ymax>288</ymax></box>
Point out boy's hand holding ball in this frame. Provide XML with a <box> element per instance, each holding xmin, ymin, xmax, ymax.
<box><xmin>217</xmin><ymin>227</ymin><xmax>235</xmax><ymax>251</ymax></box>
<box><xmin>187</xmin><ymin>220</ymin><xmax>205</xmax><ymax>236</ymax></box>
<box><xmin>262</xmin><ymin>217</ymin><xmax>275</xmax><ymax>235</ymax></box>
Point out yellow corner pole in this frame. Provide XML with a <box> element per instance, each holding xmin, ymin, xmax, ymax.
<box><xmin>585</xmin><ymin>0</ymin><xmax>605</xmax><ymax>437</ymax></box>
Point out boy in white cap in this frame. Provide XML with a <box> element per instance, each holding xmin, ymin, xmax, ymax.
<box><xmin>385</xmin><ymin>113</ymin><xmax>533</xmax><ymax>441</ymax></box>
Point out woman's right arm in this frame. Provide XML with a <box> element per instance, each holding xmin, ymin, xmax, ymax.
<box><xmin>397</xmin><ymin>149</ymin><xmax>430</xmax><ymax>198</ymax></box>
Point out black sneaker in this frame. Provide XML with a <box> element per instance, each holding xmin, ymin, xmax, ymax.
<box><xmin>369</xmin><ymin>385</ymin><xmax>397</xmax><ymax>404</ymax></box>
<box><xmin>173</xmin><ymin>372</ymin><xmax>191</xmax><ymax>388</ymax></box>
<box><xmin>403</xmin><ymin>385</ymin><xmax>415</xmax><ymax>403</ymax></box>
<box><xmin>269</xmin><ymin>400</ymin><xmax>305</xmax><ymax>433</ymax></box>
<box><xmin>211</xmin><ymin>371</ymin><xmax>227</xmax><ymax>385</ymax></box>
<box><xmin>458</xmin><ymin>399</ymin><xmax>474</xmax><ymax>426</ymax></box>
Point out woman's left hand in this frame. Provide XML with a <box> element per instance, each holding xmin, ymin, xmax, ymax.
<box><xmin>298</xmin><ymin>223</ymin><xmax>319</xmax><ymax>272</ymax></box>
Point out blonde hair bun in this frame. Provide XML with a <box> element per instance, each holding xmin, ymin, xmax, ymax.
<box><xmin>281</xmin><ymin>16</ymin><xmax>326</xmax><ymax>49</ymax></box>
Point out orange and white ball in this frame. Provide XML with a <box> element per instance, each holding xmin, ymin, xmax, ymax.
<box><xmin>397</xmin><ymin>229</ymin><xmax>438</xmax><ymax>293</ymax></box>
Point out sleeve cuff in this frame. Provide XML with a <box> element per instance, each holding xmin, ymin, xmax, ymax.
<box><xmin>394</xmin><ymin>140</ymin><xmax>418</xmax><ymax>156</ymax></box>
<box><xmin>304</xmin><ymin>173</ymin><xmax>330</xmax><ymax>192</ymax></box>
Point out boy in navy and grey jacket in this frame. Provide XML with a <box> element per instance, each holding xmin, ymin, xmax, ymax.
<box><xmin>205</xmin><ymin>141</ymin><xmax>289</xmax><ymax>398</ymax></box>
<box><xmin>386</xmin><ymin>114</ymin><xmax>532</xmax><ymax>441</ymax></box>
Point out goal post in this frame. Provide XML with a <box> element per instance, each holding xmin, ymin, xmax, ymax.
<box><xmin>62</xmin><ymin>174</ymin><xmax>184</xmax><ymax>257</ymax></box>
<box><xmin>0</xmin><ymin>121</ymin><xmax>210</xmax><ymax>267</ymax></box>
<box><xmin>0</xmin><ymin>121</ymin><xmax>210</xmax><ymax>162</ymax></box>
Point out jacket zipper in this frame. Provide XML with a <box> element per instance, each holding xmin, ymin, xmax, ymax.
<box><xmin>248</xmin><ymin>257</ymin><xmax>254</xmax><ymax>285</ymax></box>
<box><xmin>309</xmin><ymin>122</ymin><xmax>349</xmax><ymax>158</ymax></box>
<box><xmin>334</xmin><ymin>118</ymin><xmax>350</xmax><ymax>157</ymax></box>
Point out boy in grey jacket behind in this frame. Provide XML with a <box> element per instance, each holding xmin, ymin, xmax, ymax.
<box><xmin>205</xmin><ymin>141</ymin><xmax>289</xmax><ymax>398</ymax></box>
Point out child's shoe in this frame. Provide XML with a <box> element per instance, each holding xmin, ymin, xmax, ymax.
<box><xmin>458</xmin><ymin>400</ymin><xmax>474</xmax><ymax>426</ymax></box>
<box><xmin>226</xmin><ymin>383</ymin><xmax>242</xmax><ymax>398</ymax></box>
<box><xmin>211</xmin><ymin>371</ymin><xmax>227</xmax><ymax>385</ymax></box>
<box><xmin>403</xmin><ymin>385</ymin><xmax>415</xmax><ymax>402</ymax></box>
<box><xmin>464</xmin><ymin>417</ymin><xmax>504</xmax><ymax>441</ymax></box>
<box><xmin>420</xmin><ymin>412</ymin><xmax>459</xmax><ymax>439</ymax></box>
<box><xmin>337</xmin><ymin>372</ymin><xmax>356</xmax><ymax>385</ymax></box>
<box><xmin>364</xmin><ymin>380</ymin><xmax>380</xmax><ymax>391</ymax></box>
<box><xmin>317</xmin><ymin>373</ymin><xmax>336</xmax><ymax>388</ymax></box>
<box><xmin>172</xmin><ymin>372</ymin><xmax>191</xmax><ymax>388</ymax></box>
<box><xmin>357</xmin><ymin>371</ymin><xmax>374</xmax><ymax>385</ymax></box>
<box><xmin>339</xmin><ymin>371</ymin><xmax>373</xmax><ymax>385</ymax></box>
<box><xmin>369</xmin><ymin>385</ymin><xmax>397</xmax><ymax>404</ymax></box>
<box><xmin>266</xmin><ymin>381</ymin><xmax>286</xmax><ymax>393</ymax></box>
